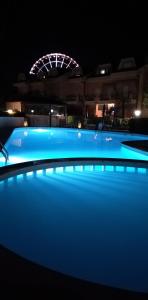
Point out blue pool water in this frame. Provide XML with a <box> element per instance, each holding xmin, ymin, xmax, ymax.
<box><xmin>0</xmin><ymin>128</ymin><xmax>148</xmax><ymax>292</ymax></box>
<box><xmin>0</xmin><ymin>162</ymin><xmax>148</xmax><ymax>293</ymax></box>
<box><xmin>0</xmin><ymin>127</ymin><xmax>148</xmax><ymax>166</ymax></box>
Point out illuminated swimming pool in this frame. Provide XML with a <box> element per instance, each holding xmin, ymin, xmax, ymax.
<box><xmin>0</xmin><ymin>160</ymin><xmax>148</xmax><ymax>293</ymax></box>
<box><xmin>0</xmin><ymin>128</ymin><xmax>148</xmax><ymax>294</ymax></box>
<box><xmin>0</xmin><ymin>127</ymin><xmax>148</xmax><ymax>166</ymax></box>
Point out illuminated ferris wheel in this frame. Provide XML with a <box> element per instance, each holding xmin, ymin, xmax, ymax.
<box><xmin>29</xmin><ymin>53</ymin><xmax>79</xmax><ymax>78</ymax></box>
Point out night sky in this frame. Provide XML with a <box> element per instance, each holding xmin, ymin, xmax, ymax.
<box><xmin>0</xmin><ymin>1</ymin><xmax>148</xmax><ymax>90</ymax></box>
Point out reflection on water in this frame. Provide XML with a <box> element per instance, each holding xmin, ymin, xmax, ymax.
<box><xmin>12</xmin><ymin>138</ymin><xmax>22</xmax><ymax>147</ymax></box>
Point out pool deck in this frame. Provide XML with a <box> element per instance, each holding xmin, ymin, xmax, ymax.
<box><xmin>0</xmin><ymin>127</ymin><xmax>14</xmax><ymax>144</ymax></box>
<box><xmin>123</xmin><ymin>140</ymin><xmax>148</xmax><ymax>152</ymax></box>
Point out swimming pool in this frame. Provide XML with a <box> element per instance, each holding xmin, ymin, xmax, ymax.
<box><xmin>0</xmin><ymin>127</ymin><xmax>148</xmax><ymax>166</ymax></box>
<box><xmin>0</xmin><ymin>128</ymin><xmax>148</xmax><ymax>294</ymax></box>
<box><xmin>0</xmin><ymin>159</ymin><xmax>148</xmax><ymax>293</ymax></box>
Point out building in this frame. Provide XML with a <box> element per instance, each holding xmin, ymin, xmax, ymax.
<box><xmin>5</xmin><ymin>57</ymin><xmax>148</xmax><ymax>127</ymax></box>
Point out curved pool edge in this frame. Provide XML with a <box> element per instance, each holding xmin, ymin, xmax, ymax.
<box><xmin>1</xmin><ymin>157</ymin><xmax>148</xmax><ymax>297</ymax></box>
<box><xmin>0</xmin><ymin>243</ymin><xmax>147</xmax><ymax>298</ymax></box>
<box><xmin>122</xmin><ymin>141</ymin><xmax>148</xmax><ymax>156</ymax></box>
<box><xmin>1</xmin><ymin>157</ymin><xmax>148</xmax><ymax>179</ymax></box>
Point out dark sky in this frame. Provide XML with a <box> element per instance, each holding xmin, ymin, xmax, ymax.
<box><xmin>0</xmin><ymin>1</ymin><xmax>148</xmax><ymax>87</ymax></box>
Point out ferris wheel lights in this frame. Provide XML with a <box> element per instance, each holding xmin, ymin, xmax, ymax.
<box><xmin>30</xmin><ymin>53</ymin><xmax>79</xmax><ymax>78</ymax></box>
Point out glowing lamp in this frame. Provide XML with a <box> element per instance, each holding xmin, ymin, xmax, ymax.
<box><xmin>78</xmin><ymin>121</ymin><xmax>82</xmax><ymax>129</ymax></box>
<box><xmin>7</xmin><ymin>109</ymin><xmax>14</xmax><ymax>115</ymax></box>
<box><xmin>100</xmin><ymin>69</ymin><xmax>105</xmax><ymax>75</ymax></box>
<box><xmin>134</xmin><ymin>110</ymin><xmax>141</xmax><ymax>117</ymax></box>
<box><xmin>24</xmin><ymin>120</ymin><xmax>28</xmax><ymax>127</ymax></box>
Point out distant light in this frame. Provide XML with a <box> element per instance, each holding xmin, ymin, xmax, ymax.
<box><xmin>134</xmin><ymin>110</ymin><xmax>141</xmax><ymax>117</ymax></box>
<box><xmin>29</xmin><ymin>53</ymin><xmax>79</xmax><ymax>76</ymax></box>
<box><xmin>24</xmin><ymin>120</ymin><xmax>28</xmax><ymax>127</ymax></box>
<box><xmin>78</xmin><ymin>121</ymin><xmax>82</xmax><ymax>128</ymax></box>
<box><xmin>100</xmin><ymin>69</ymin><xmax>105</xmax><ymax>75</ymax></box>
<box><xmin>7</xmin><ymin>109</ymin><xmax>14</xmax><ymax>115</ymax></box>
<box><xmin>51</xmin><ymin>109</ymin><xmax>54</xmax><ymax>113</ymax></box>
<box><xmin>31</xmin><ymin>109</ymin><xmax>34</xmax><ymax>113</ymax></box>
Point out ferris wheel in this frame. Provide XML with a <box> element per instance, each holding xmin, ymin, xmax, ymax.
<box><xmin>29</xmin><ymin>53</ymin><xmax>79</xmax><ymax>78</ymax></box>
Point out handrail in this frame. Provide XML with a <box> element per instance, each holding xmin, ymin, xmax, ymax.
<box><xmin>0</xmin><ymin>141</ymin><xmax>9</xmax><ymax>162</ymax></box>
